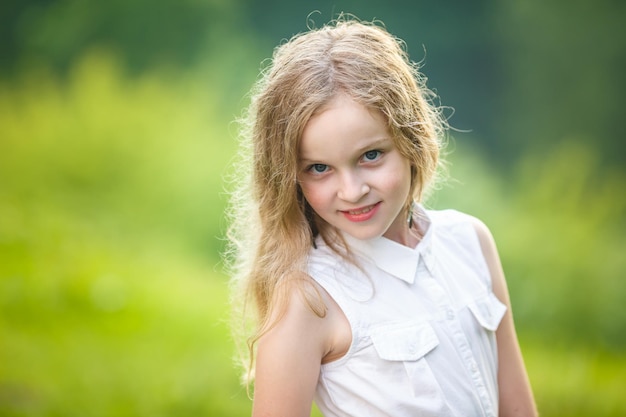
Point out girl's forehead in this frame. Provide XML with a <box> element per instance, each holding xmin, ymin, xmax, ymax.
<box><xmin>299</xmin><ymin>96</ymin><xmax>392</xmax><ymax>159</ymax></box>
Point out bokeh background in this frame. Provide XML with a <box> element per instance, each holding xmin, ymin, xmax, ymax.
<box><xmin>1</xmin><ymin>0</ymin><xmax>624</xmax><ymax>416</ymax></box>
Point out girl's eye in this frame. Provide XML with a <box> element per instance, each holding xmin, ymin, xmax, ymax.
<box><xmin>363</xmin><ymin>150</ymin><xmax>382</xmax><ymax>162</ymax></box>
<box><xmin>308</xmin><ymin>163</ymin><xmax>329</xmax><ymax>174</ymax></box>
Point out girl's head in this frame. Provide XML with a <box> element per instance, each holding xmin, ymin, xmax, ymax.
<box><xmin>249</xmin><ymin>19</ymin><xmax>445</xmax><ymax>242</ymax></box>
<box><xmin>229</xmin><ymin>18</ymin><xmax>447</xmax><ymax>383</ymax></box>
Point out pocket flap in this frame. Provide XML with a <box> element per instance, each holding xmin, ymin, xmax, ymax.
<box><xmin>468</xmin><ymin>292</ymin><xmax>507</xmax><ymax>331</ymax></box>
<box><xmin>371</xmin><ymin>322</ymin><xmax>439</xmax><ymax>361</ymax></box>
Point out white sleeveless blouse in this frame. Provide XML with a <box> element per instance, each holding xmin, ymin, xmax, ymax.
<box><xmin>307</xmin><ymin>208</ymin><xmax>506</xmax><ymax>417</ymax></box>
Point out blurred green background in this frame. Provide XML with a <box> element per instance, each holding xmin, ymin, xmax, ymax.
<box><xmin>0</xmin><ymin>0</ymin><xmax>624</xmax><ymax>416</ymax></box>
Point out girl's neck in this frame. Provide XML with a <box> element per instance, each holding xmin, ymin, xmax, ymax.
<box><xmin>382</xmin><ymin>208</ymin><xmax>422</xmax><ymax>248</ymax></box>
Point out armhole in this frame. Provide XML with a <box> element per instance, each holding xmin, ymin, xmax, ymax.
<box><xmin>310</xmin><ymin>272</ymin><xmax>356</xmax><ymax>367</ymax></box>
<box><xmin>466</xmin><ymin>215</ymin><xmax>500</xmax><ymax>292</ymax></box>
<box><xmin>445</xmin><ymin>210</ymin><xmax>496</xmax><ymax>291</ymax></box>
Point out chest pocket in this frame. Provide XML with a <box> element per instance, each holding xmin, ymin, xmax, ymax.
<box><xmin>369</xmin><ymin>321</ymin><xmax>451</xmax><ymax>411</ymax></box>
<box><xmin>468</xmin><ymin>292</ymin><xmax>507</xmax><ymax>331</ymax></box>
<box><xmin>371</xmin><ymin>321</ymin><xmax>439</xmax><ymax>361</ymax></box>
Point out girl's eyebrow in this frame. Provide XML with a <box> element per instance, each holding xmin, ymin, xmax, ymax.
<box><xmin>355</xmin><ymin>137</ymin><xmax>392</xmax><ymax>154</ymax></box>
<box><xmin>299</xmin><ymin>137</ymin><xmax>392</xmax><ymax>164</ymax></box>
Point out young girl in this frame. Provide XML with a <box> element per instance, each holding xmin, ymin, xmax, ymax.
<box><xmin>228</xmin><ymin>18</ymin><xmax>537</xmax><ymax>417</ymax></box>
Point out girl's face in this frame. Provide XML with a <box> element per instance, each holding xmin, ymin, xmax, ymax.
<box><xmin>298</xmin><ymin>95</ymin><xmax>413</xmax><ymax>245</ymax></box>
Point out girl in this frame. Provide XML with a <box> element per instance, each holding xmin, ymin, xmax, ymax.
<box><xmin>227</xmin><ymin>18</ymin><xmax>537</xmax><ymax>417</ymax></box>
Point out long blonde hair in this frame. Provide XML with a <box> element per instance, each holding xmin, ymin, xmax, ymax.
<box><xmin>226</xmin><ymin>17</ymin><xmax>447</xmax><ymax>385</ymax></box>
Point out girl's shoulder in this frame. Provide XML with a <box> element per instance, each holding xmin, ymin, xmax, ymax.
<box><xmin>424</xmin><ymin>207</ymin><xmax>496</xmax><ymax>268</ymax></box>
<box><xmin>425</xmin><ymin>207</ymin><xmax>476</xmax><ymax>225</ymax></box>
<box><xmin>425</xmin><ymin>207</ymin><xmax>491</xmax><ymax>238</ymax></box>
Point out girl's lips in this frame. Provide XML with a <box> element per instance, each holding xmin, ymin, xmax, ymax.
<box><xmin>341</xmin><ymin>202</ymin><xmax>381</xmax><ymax>222</ymax></box>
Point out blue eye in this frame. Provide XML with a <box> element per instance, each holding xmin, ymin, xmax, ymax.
<box><xmin>363</xmin><ymin>150</ymin><xmax>381</xmax><ymax>161</ymax></box>
<box><xmin>309</xmin><ymin>163</ymin><xmax>328</xmax><ymax>174</ymax></box>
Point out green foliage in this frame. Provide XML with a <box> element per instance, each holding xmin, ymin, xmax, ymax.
<box><xmin>494</xmin><ymin>0</ymin><xmax>626</xmax><ymax>166</ymax></box>
<box><xmin>0</xmin><ymin>50</ymin><xmax>237</xmax><ymax>259</ymax></box>
<box><xmin>0</xmin><ymin>50</ymin><xmax>252</xmax><ymax>416</ymax></box>
<box><xmin>1</xmin><ymin>0</ymin><xmax>246</xmax><ymax>74</ymax></box>
<box><xmin>507</xmin><ymin>145</ymin><xmax>626</xmax><ymax>348</ymax></box>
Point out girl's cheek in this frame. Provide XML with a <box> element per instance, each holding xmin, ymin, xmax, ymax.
<box><xmin>305</xmin><ymin>191</ymin><xmax>325</xmax><ymax>208</ymax></box>
<box><xmin>302</xmin><ymin>184</ymin><xmax>333</xmax><ymax>210</ymax></box>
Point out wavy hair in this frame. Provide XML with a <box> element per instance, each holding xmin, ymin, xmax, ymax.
<box><xmin>226</xmin><ymin>17</ymin><xmax>447</xmax><ymax>385</ymax></box>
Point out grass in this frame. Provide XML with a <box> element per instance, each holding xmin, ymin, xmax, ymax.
<box><xmin>522</xmin><ymin>338</ymin><xmax>625</xmax><ymax>416</ymax></box>
<box><xmin>0</xmin><ymin>243</ymin><xmax>252</xmax><ymax>416</ymax></box>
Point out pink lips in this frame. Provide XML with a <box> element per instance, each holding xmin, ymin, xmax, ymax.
<box><xmin>341</xmin><ymin>202</ymin><xmax>381</xmax><ymax>222</ymax></box>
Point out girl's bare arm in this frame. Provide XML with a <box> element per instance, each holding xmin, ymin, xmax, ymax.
<box><xmin>252</xmin><ymin>283</ymin><xmax>331</xmax><ymax>417</ymax></box>
<box><xmin>473</xmin><ymin>218</ymin><xmax>538</xmax><ymax>417</ymax></box>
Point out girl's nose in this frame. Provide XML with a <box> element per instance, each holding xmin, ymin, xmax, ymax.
<box><xmin>337</xmin><ymin>172</ymin><xmax>370</xmax><ymax>202</ymax></box>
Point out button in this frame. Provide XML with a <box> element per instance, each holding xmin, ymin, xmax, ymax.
<box><xmin>446</xmin><ymin>309</ymin><xmax>455</xmax><ymax>320</ymax></box>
